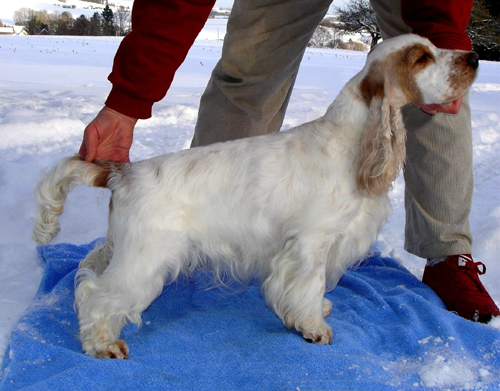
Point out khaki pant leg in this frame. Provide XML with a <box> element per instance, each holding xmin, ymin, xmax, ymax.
<box><xmin>370</xmin><ymin>0</ymin><xmax>473</xmax><ymax>258</ymax></box>
<box><xmin>191</xmin><ymin>0</ymin><xmax>332</xmax><ymax>147</ymax></box>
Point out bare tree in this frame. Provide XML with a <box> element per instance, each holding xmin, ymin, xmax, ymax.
<box><xmin>52</xmin><ymin>11</ymin><xmax>74</xmax><ymax>35</ymax></box>
<box><xmin>335</xmin><ymin>0</ymin><xmax>381</xmax><ymax>48</ymax></box>
<box><xmin>309</xmin><ymin>25</ymin><xmax>336</xmax><ymax>48</ymax></box>
<box><xmin>13</xmin><ymin>8</ymin><xmax>37</xmax><ymax>26</ymax></box>
<box><xmin>114</xmin><ymin>6</ymin><xmax>131</xmax><ymax>36</ymax></box>
<box><xmin>467</xmin><ymin>0</ymin><xmax>500</xmax><ymax>60</ymax></box>
<box><xmin>14</xmin><ymin>8</ymin><xmax>43</xmax><ymax>35</ymax></box>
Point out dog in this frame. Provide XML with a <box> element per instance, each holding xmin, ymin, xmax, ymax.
<box><xmin>33</xmin><ymin>34</ymin><xmax>478</xmax><ymax>359</ymax></box>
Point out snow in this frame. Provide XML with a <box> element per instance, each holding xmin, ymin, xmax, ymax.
<box><xmin>0</xmin><ymin>18</ymin><xmax>500</xmax><ymax>388</ymax></box>
<box><xmin>385</xmin><ymin>336</ymin><xmax>497</xmax><ymax>389</ymax></box>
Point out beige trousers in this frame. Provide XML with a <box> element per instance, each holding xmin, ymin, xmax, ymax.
<box><xmin>192</xmin><ymin>0</ymin><xmax>473</xmax><ymax>259</ymax></box>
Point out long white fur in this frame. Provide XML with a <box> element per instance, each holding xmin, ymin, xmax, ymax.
<box><xmin>32</xmin><ymin>34</ymin><xmax>478</xmax><ymax>358</ymax></box>
<box><xmin>33</xmin><ymin>157</ymin><xmax>112</xmax><ymax>245</ymax></box>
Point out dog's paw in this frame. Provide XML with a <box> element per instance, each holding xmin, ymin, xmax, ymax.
<box><xmin>84</xmin><ymin>340</ymin><xmax>129</xmax><ymax>359</ymax></box>
<box><xmin>322</xmin><ymin>298</ymin><xmax>332</xmax><ymax>318</ymax></box>
<box><xmin>302</xmin><ymin>328</ymin><xmax>333</xmax><ymax>344</ymax></box>
<box><xmin>299</xmin><ymin>321</ymin><xmax>333</xmax><ymax>345</ymax></box>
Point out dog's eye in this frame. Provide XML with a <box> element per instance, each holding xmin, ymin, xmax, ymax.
<box><xmin>415</xmin><ymin>53</ymin><xmax>432</xmax><ymax>65</ymax></box>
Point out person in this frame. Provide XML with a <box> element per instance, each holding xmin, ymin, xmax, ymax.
<box><xmin>78</xmin><ymin>0</ymin><xmax>500</xmax><ymax>323</ymax></box>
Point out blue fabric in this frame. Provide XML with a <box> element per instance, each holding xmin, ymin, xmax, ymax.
<box><xmin>1</xmin><ymin>241</ymin><xmax>500</xmax><ymax>390</ymax></box>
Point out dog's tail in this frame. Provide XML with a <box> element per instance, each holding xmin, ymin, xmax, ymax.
<box><xmin>33</xmin><ymin>156</ymin><xmax>120</xmax><ymax>245</ymax></box>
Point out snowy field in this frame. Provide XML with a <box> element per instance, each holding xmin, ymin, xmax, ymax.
<box><xmin>0</xmin><ymin>19</ymin><xmax>499</xmax><ymax>387</ymax></box>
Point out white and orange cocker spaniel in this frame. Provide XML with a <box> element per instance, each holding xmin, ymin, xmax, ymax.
<box><xmin>33</xmin><ymin>34</ymin><xmax>478</xmax><ymax>359</ymax></box>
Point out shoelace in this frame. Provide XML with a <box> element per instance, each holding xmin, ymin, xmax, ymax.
<box><xmin>462</xmin><ymin>259</ymin><xmax>486</xmax><ymax>276</ymax></box>
<box><xmin>454</xmin><ymin>257</ymin><xmax>487</xmax><ymax>293</ymax></box>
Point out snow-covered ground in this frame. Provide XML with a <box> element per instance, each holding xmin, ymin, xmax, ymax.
<box><xmin>0</xmin><ymin>18</ymin><xmax>499</xmax><ymax>387</ymax></box>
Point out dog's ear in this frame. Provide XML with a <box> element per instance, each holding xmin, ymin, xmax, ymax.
<box><xmin>356</xmin><ymin>77</ymin><xmax>406</xmax><ymax>197</ymax></box>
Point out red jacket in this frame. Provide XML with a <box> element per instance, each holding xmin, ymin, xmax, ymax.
<box><xmin>106</xmin><ymin>0</ymin><xmax>215</xmax><ymax>119</ymax></box>
<box><xmin>402</xmin><ymin>1</ymin><xmax>473</xmax><ymax>51</ymax></box>
<box><xmin>105</xmin><ymin>0</ymin><xmax>473</xmax><ymax>120</ymax></box>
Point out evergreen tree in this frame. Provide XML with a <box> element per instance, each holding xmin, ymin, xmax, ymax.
<box><xmin>484</xmin><ymin>0</ymin><xmax>500</xmax><ymax>17</ymax></box>
<box><xmin>89</xmin><ymin>12</ymin><xmax>102</xmax><ymax>36</ymax></box>
<box><xmin>73</xmin><ymin>14</ymin><xmax>91</xmax><ymax>36</ymax></box>
<box><xmin>25</xmin><ymin>16</ymin><xmax>44</xmax><ymax>35</ymax></box>
<box><xmin>101</xmin><ymin>4</ymin><xmax>115</xmax><ymax>36</ymax></box>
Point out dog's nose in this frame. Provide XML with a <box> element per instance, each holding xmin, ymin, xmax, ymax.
<box><xmin>467</xmin><ymin>52</ymin><xmax>479</xmax><ymax>69</ymax></box>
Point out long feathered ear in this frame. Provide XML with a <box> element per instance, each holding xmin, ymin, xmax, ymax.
<box><xmin>356</xmin><ymin>78</ymin><xmax>407</xmax><ymax>197</ymax></box>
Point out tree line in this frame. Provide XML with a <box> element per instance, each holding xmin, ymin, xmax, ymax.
<box><xmin>10</xmin><ymin>0</ymin><xmax>500</xmax><ymax>60</ymax></box>
<box><xmin>12</xmin><ymin>5</ymin><xmax>131</xmax><ymax>36</ymax></box>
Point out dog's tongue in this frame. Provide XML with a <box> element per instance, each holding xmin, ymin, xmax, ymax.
<box><xmin>420</xmin><ymin>97</ymin><xmax>463</xmax><ymax>115</ymax></box>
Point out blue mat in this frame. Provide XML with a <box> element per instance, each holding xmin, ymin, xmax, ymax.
<box><xmin>1</xmin><ymin>241</ymin><xmax>500</xmax><ymax>390</ymax></box>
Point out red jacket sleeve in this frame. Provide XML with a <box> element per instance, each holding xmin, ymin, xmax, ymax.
<box><xmin>401</xmin><ymin>0</ymin><xmax>473</xmax><ymax>50</ymax></box>
<box><xmin>105</xmin><ymin>0</ymin><xmax>215</xmax><ymax>119</ymax></box>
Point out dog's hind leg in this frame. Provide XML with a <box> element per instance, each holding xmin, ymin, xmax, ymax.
<box><xmin>79</xmin><ymin>239</ymin><xmax>113</xmax><ymax>277</ymax></box>
<box><xmin>262</xmin><ymin>234</ymin><xmax>333</xmax><ymax>344</ymax></box>
<box><xmin>75</xmin><ymin>231</ymin><xmax>188</xmax><ymax>359</ymax></box>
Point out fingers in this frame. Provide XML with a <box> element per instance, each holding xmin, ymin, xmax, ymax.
<box><xmin>79</xmin><ymin>123</ymin><xmax>97</xmax><ymax>162</ymax></box>
<box><xmin>85</xmin><ymin>126</ymin><xmax>99</xmax><ymax>162</ymax></box>
<box><xmin>78</xmin><ymin>140</ymin><xmax>87</xmax><ymax>161</ymax></box>
<box><xmin>79</xmin><ymin>107</ymin><xmax>137</xmax><ymax>163</ymax></box>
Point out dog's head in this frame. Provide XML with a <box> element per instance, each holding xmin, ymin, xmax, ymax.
<box><xmin>356</xmin><ymin>34</ymin><xmax>478</xmax><ymax>197</ymax></box>
<box><xmin>360</xmin><ymin>34</ymin><xmax>478</xmax><ymax>107</ymax></box>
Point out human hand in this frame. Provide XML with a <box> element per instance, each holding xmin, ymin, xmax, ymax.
<box><xmin>79</xmin><ymin>106</ymin><xmax>138</xmax><ymax>163</ymax></box>
<box><xmin>419</xmin><ymin>96</ymin><xmax>464</xmax><ymax>115</ymax></box>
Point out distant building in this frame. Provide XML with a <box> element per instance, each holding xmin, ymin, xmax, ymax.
<box><xmin>323</xmin><ymin>14</ymin><xmax>340</xmax><ymax>23</ymax></box>
<box><xmin>209</xmin><ymin>8</ymin><xmax>231</xmax><ymax>19</ymax></box>
<box><xmin>0</xmin><ymin>27</ymin><xmax>14</xmax><ymax>35</ymax></box>
<box><xmin>15</xmin><ymin>26</ymin><xmax>28</xmax><ymax>35</ymax></box>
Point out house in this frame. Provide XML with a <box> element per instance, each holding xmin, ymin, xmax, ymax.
<box><xmin>0</xmin><ymin>27</ymin><xmax>14</xmax><ymax>35</ymax></box>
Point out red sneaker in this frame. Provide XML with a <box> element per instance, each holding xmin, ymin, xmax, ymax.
<box><xmin>422</xmin><ymin>254</ymin><xmax>500</xmax><ymax>323</ymax></box>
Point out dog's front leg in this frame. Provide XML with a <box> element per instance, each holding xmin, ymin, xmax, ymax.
<box><xmin>262</xmin><ymin>235</ymin><xmax>333</xmax><ymax>344</ymax></box>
